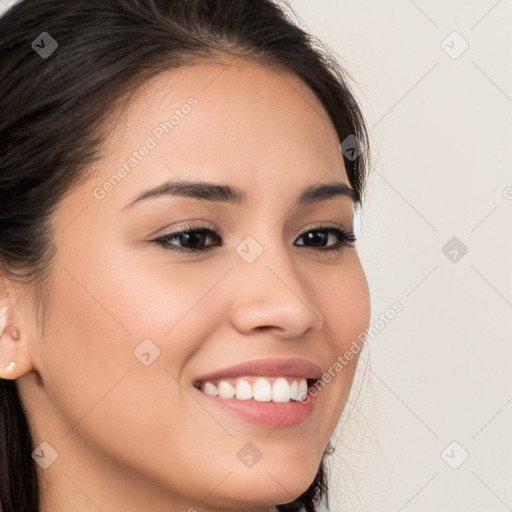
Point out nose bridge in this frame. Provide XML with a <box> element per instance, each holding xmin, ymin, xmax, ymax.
<box><xmin>229</xmin><ymin>229</ymin><xmax>323</xmax><ymax>336</ymax></box>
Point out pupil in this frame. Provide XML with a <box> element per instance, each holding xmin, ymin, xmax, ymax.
<box><xmin>182</xmin><ymin>232</ymin><xmax>205</xmax><ymax>248</ymax></box>
<box><xmin>306</xmin><ymin>231</ymin><xmax>327</xmax><ymax>247</ymax></box>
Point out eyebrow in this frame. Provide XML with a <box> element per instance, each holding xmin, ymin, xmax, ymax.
<box><xmin>123</xmin><ymin>178</ymin><xmax>359</xmax><ymax>210</ymax></box>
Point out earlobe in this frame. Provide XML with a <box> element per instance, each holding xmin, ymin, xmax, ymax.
<box><xmin>0</xmin><ymin>330</ymin><xmax>23</xmax><ymax>379</ymax></box>
<box><xmin>5</xmin><ymin>360</ymin><xmax>16</xmax><ymax>373</ymax></box>
<box><xmin>0</xmin><ymin>306</ymin><xmax>31</xmax><ymax>380</ymax></box>
<box><xmin>0</xmin><ymin>307</ymin><xmax>15</xmax><ymax>378</ymax></box>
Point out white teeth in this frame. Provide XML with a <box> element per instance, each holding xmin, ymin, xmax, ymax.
<box><xmin>297</xmin><ymin>378</ymin><xmax>308</xmax><ymax>401</ymax></box>
<box><xmin>272</xmin><ymin>377</ymin><xmax>290</xmax><ymax>403</ymax></box>
<box><xmin>290</xmin><ymin>380</ymin><xmax>298</xmax><ymax>400</ymax></box>
<box><xmin>203</xmin><ymin>382</ymin><xmax>218</xmax><ymax>396</ymax></box>
<box><xmin>253</xmin><ymin>378</ymin><xmax>272</xmax><ymax>401</ymax></box>
<box><xmin>198</xmin><ymin>376</ymin><xmax>312</xmax><ymax>403</ymax></box>
<box><xmin>235</xmin><ymin>379</ymin><xmax>252</xmax><ymax>400</ymax></box>
<box><xmin>218</xmin><ymin>381</ymin><xmax>235</xmax><ymax>399</ymax></box>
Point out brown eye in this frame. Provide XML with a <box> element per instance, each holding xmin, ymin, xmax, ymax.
<box><xmin>153</xmin><ymin>224</ymin><xmax>222</xmax><ymax>253</ymax></box>
<box><xmin>295</xmin><ymin>227</ymin><xmax>356</xmax><ymax>252</ymax></box>
<box><xmin>152</xmin><ymin>224</ymin><xmax>356</xmax><ymax>255</ymax></box>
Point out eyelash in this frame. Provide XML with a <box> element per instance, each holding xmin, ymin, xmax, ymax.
<box><xmin>152</xmin><ymin>223</ymin><xmax>357</xmax><ymax>255</ymax></box>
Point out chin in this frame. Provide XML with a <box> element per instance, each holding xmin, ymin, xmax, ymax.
<box><xmin>212</xmin><ymin>458</ymin><xmax>321</xmax><ymax>509</ymax></box>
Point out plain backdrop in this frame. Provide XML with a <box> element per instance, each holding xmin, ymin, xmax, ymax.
<box><xmin>1</xmin><ymin>0</ymin><xmax>511</xmax><ymax>511</ymax></box>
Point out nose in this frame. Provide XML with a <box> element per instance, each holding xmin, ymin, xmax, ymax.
<box><xmin>229</xmin><ymin>241</ymin><xmax>324</xmax><ymax>339</ymax></box>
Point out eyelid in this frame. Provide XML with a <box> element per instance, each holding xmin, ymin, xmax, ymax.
<box><xmin>297</xmin><ymin>221</ymin><xmax>352</xmax><ymax>235</ymax></box>
<box><xmin>153</xmin><ymin>221</ymin><xmax>352</xmax><ymax>240</ymax></box>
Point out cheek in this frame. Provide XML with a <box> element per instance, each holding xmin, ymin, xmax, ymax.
<box><xmin>53</xmin><ymin>237</ymin><xmax>230</xmax><ymax>358</ymax></box>
<box><xmin>37</xmin><ymin>263</ymin><xmax>140</xmax><ymax>430</ymax></box>
<box><xmin>308</xmin><ymin>255</ymin><xmax>370</xmax><ymax>429</ymax></box>
<box><xmin>39</xmin><ymin>244</ymin><xmax>233</xmax><ymax>432</ymax></box>
<box><xmin>314</xmin><ymin>254</ymin><xmax>371</xmax><ymax>352</ymax></box>
<box><xmin>38</xmin><ymin>256</ymin><xmax>217</xmax><ymax>485</ymax></box>
<box><xmin>88</xmin><ymin>251</ymin><xmax>235</xmax><ymax>357</ymax></box>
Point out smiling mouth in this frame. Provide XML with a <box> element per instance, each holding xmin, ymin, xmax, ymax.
<box><xmin>193</xmin><ymin>375</ymin><xmax>318</xmax><ymax>403</ymax></box>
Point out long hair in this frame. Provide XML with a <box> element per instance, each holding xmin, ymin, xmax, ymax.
<box><xmin>0</xmin><ymin>1</ymin><xmax>371</xmax><ymax>510</ymax></box>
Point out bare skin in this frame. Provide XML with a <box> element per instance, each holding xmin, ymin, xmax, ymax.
<box><xmin>0</xmin><ymin>57</ymin><xmax>371</xmax><ymax>512</ymax></box>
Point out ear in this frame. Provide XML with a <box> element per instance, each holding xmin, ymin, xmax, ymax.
<box><xmin>0</xmin><ymin>271</ymin><xmax>36</xmax><ymax>380</ymax></box>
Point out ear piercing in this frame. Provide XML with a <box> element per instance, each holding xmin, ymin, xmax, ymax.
<box><xmin>0</xmin><ymin>361</ymin><xmax>16</xmax><ymax>378</ymax></box>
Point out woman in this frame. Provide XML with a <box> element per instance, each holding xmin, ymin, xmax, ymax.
<box><xmin>0</xmin><ymin>0</ymin><xmax>372</xmax><ymax>510</ymax></box>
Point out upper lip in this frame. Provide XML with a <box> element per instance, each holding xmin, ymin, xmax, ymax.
<box><xmin>193</xmin><ymin>358</ymin><xmax>323</xmax><ymax>384</ymax></box>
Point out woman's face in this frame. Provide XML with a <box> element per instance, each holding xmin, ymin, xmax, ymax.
<box><xmin>15</xmin><ymin>58</ymin><xmax>371</xmax><ymax>511</ymax></box>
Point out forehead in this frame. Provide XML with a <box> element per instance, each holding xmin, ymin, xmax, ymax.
<box><xmin>90</xmin><ymin>57</ymin><xmax>349</xmax><ymax>209</ymax></box>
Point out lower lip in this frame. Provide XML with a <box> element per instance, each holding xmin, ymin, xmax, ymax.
<box><xmin>193</xmin><ymin>387</ymin><xmax>318</xmax><ymax>428</ymax></box>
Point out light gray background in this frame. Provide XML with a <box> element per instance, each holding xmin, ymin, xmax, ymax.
<box><xmin>2</xmin><ymin>0</ymin><xmax>511</xmax><ymax>510</ymax></box>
